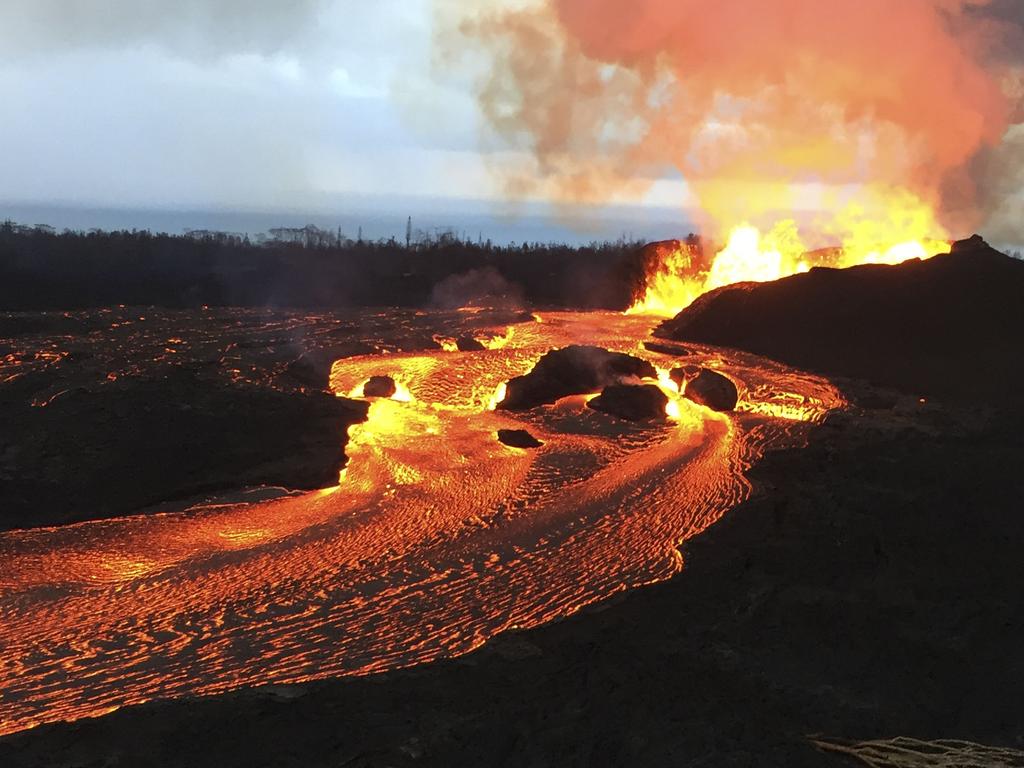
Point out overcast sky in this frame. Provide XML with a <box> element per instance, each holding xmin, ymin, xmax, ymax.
<box><xmin>0</xmin><ymin>0</ymin><xmax>569</xmax><ymax>215</ymax></box>
<box><xmin>1</xmin><ymin>0</ymin><xmax>1019</xmax><ymax>245</ymax></box>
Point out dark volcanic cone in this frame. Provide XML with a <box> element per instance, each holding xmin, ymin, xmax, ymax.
<box><xmin>498</xmin><ymin>345</ymin><xmax>656</xmax><ymax>411</ymax></box>
<box><xmin>655</xmin><ymin>236</ymin><xmax>1024</xmax><ymax>405</ymax></box>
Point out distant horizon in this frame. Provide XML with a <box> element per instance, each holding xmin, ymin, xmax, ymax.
<box><xmin>3</xmin><ymin>199</ymin><xmax>1021</xmax><ymax>255</ymax></box>
<box><xmin>0</xmin><ymin>198</ymin><xmax>700</xmax><ymax>247</ymax></box>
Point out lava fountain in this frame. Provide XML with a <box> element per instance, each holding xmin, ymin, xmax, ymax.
<box><xmin>444</xmin><ymin>0</ymin><xmax>1019</xmax><ymax>314</ymax></box>
<box><xmin>628</xmin><ymin>191</ymin><xmax>954</xmax><ymax>317</ymax></box>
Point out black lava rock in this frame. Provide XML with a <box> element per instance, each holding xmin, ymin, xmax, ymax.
<box><xmin>0</xmin><ymin>369</ymin><xmax>369</xmax><ymax>530</ymax></box>
<box><xmin>669</xmin><ymin>364</ymin><xmax>702</xmax><ymax>391</ymax></box>
<box><xmin>496</xmin><ymin>429</ymin><xmax>544</xmax><ymax>448</ymax></box>
<box><xmin>683</xmin><ymin>369</ymin><xmax>738</xmax><ymax>412</ymax></box>
<box><xmin>587</xmin><ymin>384</ymin><xmax>668</xmax><ymax>421</ymax></box>
<box><xmin>362</xmin><ymin>376</ymin><xmax>397</xmax><ymax>398</ymax></box>
<box><xmin>456</xmin><ymin>335</ymin><xmax>486</xmax><ymax>351</ymax></box>
<box><xmin>498</xmin><ymin>345</ymin><xmax>657</xmax><ymax>411</ymax></box>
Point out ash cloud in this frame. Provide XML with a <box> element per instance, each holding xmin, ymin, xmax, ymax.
<box><xmin>960</xmin><ymin>125</ymin><xmax>1024</xmax><ymax>244</ymax></box>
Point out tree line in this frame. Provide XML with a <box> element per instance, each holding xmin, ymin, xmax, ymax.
<box><xmin>0</xmin><ymin>221</ymin><xmax>663</xmax><ymax>311</ymax></box>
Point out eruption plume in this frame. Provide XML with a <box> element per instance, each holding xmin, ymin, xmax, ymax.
<box><xmin>440</xmin><ymin>0</ymin><xmax>1024</xmax><ymax>312</ymax></box>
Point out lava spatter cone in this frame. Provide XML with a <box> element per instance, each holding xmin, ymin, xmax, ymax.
<box><xmin>653</xmin><ymin>235</ymin><xmax>1024</xmax><ymax>406</ymax></box>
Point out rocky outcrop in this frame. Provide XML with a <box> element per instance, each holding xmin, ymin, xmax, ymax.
<box><xmin>498</xmin><ymin>345</ymin><xmax>656</xmax><ymax>411</ymax></box>
<box><xmin>656</xmin><ymin>236</ymin><xmax>1024</xmax><ymax>405</ymax></box>
<box><xmin>587</xmin><ymin>384</ymin><xmax>668</xmax><ymax>421</ymax></box>
<box><xmin>683</xmin><ymin>369</ymin><xmax>738</xmax><ymax>412</ymax></box>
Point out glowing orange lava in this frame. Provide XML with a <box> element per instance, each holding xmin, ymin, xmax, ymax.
<box><xmin>0</xmin><ymin>311</ymin><xmax>845</xmax><ymax>738</ymax></box>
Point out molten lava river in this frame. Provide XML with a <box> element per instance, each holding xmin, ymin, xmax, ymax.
<box><xmin>0</xmin><ymin>310</ymin><xmax>844</xmax><ymax>735</ymax></box>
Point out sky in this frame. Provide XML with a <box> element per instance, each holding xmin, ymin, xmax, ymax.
<box><xmin>0</xmin><ymin>0</ymin><xmax>687</xmax><ymax>237</ymax></box>
<box><xmin>0</xmin><ymin>1</ymin><xmax>477</xmax><ymax>210</ymax></box>
<box><xmin>0</xmin><ymin>1</ymin><xmax>1019</xmax><ymax>245</ymax></box>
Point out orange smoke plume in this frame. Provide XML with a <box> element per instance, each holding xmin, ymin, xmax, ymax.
<box><xmin>443</xmin><ymin>0</ymin><xmax>1021</xmax><ymax>241</ymax></box>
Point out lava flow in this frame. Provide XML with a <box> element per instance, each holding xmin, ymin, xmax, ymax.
<box><xmin>0</xmin><ymin>310</ymin><xmax>844</xmax><ymax>736</ymax></box>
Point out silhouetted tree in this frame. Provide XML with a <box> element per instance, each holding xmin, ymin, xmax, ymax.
<box><xmin>0</xmin><ymin>219</ymin><xmax>654</xmax><ymax>311</ymax></box>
